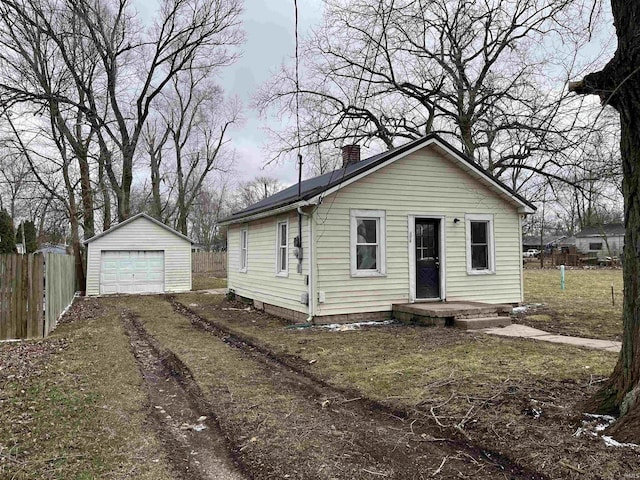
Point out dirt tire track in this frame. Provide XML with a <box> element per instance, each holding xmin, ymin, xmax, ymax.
<box><xmin>169</xmin><ymin>296</ymin><xmax>547</xmax><ymax>480</ymax></box>
<box><xmin>122</xmin><ymin>310</ymin><xmax>250</xmax><ymax>480</ymax></box>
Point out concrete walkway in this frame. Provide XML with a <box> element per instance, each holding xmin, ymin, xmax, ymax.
<box><xmin>482</xmin><ymin>324</ymin><xmax>621</xmax><ymax>353</ymax></box>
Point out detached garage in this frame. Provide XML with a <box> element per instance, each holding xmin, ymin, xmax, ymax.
<box><xmin>84</xmin><ymin>213</ymin><xmax>192</xmax><ymax>296</ymax></box>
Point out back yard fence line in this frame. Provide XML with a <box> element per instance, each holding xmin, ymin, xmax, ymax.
<box><xmin>0</xmin><ymin>253</ymin><xmax>77</xmax><ymax>341</ymax></box>
<box><xmin>192</xmin><ymin>251</ymin><xmax>227</xmax><ymax>275</ymax></box>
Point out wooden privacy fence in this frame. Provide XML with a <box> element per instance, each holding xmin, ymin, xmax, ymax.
<box><xmin>0</xmin><ymin>253</ymin><xmax>76</xmax><ymax>341</ymax></box>
<box><xmin>192</xmin><ymin>251</ymin><xmax>227</xmax><ymax>275</ymax></box>
<box><xmin>44</xmin><ymin>253</ymin><xmax>76</xmax><ymax>336</ymax></box>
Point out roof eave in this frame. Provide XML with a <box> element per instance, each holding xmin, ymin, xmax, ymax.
<box><xmin>83</xmin><ymin>213</ymin><xmax>194</xmax><ymax>245</ymax></box>
<box><xmin>219</xmin><ymin>199</ymin><xmax>317</xmax><ymax>226</ymax></box>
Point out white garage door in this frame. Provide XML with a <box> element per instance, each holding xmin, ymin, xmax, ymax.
<box><xmin>100</xmin><ymin>251</ymin><xmax>165</xmax><ymax>294</ymax></box>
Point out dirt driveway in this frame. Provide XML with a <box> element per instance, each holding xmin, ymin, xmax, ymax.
<box><xmin>114</xmin><ymin>294</ymin><xmax>544</xmax><ymax>480</ymax></box>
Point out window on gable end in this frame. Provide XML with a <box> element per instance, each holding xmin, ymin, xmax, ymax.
<box><xmin>350</xmin><ymin>210</ymin><xmax>386</xmax><ymax>276</ymax></box>
<box><xmin>465</xmin><ymin>214</ymin><xmax>495</xmax><ymax>274</ymax></box>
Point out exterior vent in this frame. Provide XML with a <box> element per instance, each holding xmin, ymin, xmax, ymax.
<box><xmin>341</xmin><ymin>144</ymin><xmax>361</xmax><ymax>168</ymax></box>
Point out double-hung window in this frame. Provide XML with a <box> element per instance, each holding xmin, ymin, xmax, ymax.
<box><xmin>350</xmin><ymin>209</ymin><xmax>386</xmax><ymax>276</ymax></box>
<box><xmin>465</xmin><ymin>214</ymin><xmax>494</xmax><ymax>274</ymax></box>
<box><xmin>240</xmin><ymin>227</ymin><xmax>248</xmax><ymax>273</ymax></box>
<box><xmin>276</xmin><ymin>220</ymin><xmax>288</xmax><ymax>275</ymax></box>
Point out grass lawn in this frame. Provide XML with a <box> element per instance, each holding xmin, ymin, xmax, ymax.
<box><xmin>522</xmin><ymin>268</ymin><xmax>623</xmax><ymax>341</ymax></box>
<box><xmin>179</xmin><ymin>293</ymin><xmax>615</xmax><ymax>408</ymax></box>
<box><xmin>191</xmin><ymin>274</ymin><xmax>227</xmax><ymax>291</ymax></box>
<box><xmin>0</xmin><ymin>300</ymin><xmax>173</xmax><ymax>480</ymax></box>
<box><xmin>176</xmin><ymin>293</ymin><xmax>635</xmax><ymax>479</ymax></box>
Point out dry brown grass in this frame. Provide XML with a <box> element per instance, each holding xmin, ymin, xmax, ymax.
<box><xmin>181</xmin><ymin>293</ymin><xmax>616</xmax><ymax>410</ymax></box>
<box><xmin>522</xmin><ymin>269</ymin><xmax>623</xmax><ymax>340</ymax></box>
<box><xmin>191</xmin><ymin>274</ymin><xmax>227</xmax><ymax>291</ymax></box>
<box><xmin>177</xmin><ymin>293</ymin><xmax>639</xmax><ymax>480</ymax></box>
<box><xmin>0</xmin><ymin>299</ymin><xmax>173</xmax><ymax>480</ymax></box>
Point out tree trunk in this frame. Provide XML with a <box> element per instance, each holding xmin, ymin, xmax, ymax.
<box><xmin>569</xmin><ymin>0</ymin><xmax>640</xmax><ymax>442</ymax></box>
<box><xmin>60</xmin><ymin>153</ymin><xmax>86</xmax><ymax>292</ymax></box>
<box><xmin>98</xmin><ymin>158</ymin><xmax>111</xmax><ymax>231</ymax></box>
<box><xmin>77</xmin><ymin>152</ymin><xmax>95</xmax><ymax>239</ymax></box>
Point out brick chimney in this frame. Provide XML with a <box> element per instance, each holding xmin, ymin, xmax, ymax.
<box><xmin>341</xmin><ymin>144</ymin><xmax>361</xmax><ymax>168</ymax></box>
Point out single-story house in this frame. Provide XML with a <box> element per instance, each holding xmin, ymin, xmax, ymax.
<box><xmin>574</xmin><ymin>223</ymin><xmax>625</xmax><ymax>257</ymax></box>
<box><xmin>220</xmin><ymin>134</ymin><xmax>536</xmax><ymax>323</ymax></box>
<box><xmin>35</xmin><ymin>243</ymin><xmax>69</xmax><ymax>255</ymax></box>
<box><xmin>522</xmin><ymin>235</ymin><xmax>568</xmax><ymax>252</ymax></box>
<box><xmin>84</xmin><ymin>213</ymin><xmax>192</xmax><ymax>295</ymax></box>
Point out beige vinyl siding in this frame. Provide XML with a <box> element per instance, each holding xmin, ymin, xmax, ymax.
<box><xmin>313</xmin><ymin>147</ymin><xmax>523</xmax><ymax>316</ymax></box>
<box><xmin>227</xmin><ymin>210</ymin><xmax>309</xmax><ymax>315</ymax></box>
<box><xmin>86</xmin><ymin>217</ymin><xmax>192</xmax><ymax>296</ymax></box>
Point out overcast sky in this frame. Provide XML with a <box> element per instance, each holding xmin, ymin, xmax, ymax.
<box><xmin>213</xmin><ymin>1</ymin><xmax>614</xmax><ymax>189</ymax></box>
<box><xmin>218</xmin><ymin>0</ymin><xmax>324</xmax><ymax>187</ymax></box>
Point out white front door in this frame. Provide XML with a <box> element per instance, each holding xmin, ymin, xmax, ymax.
<box><xmin>100</xmin><ymin>251</ymin><xmax>165</xmax><ymax>294</ymax></box>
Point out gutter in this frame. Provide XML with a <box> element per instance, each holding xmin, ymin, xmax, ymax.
<box><xmin>297</xmin><ymin>205</ymin><xmax>315</xmax><ymax>323</ymax></box>
<box><xmin>220</xmin><ymin>200</ymin><xmax>316</xmax><ymax>226</ymax></box>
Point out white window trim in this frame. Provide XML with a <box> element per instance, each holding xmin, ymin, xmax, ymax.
<box><xmin>465</xmin><ymin>214</ymin><xmax>495</xmax><ymax>275</ymax></box>
<box><xmin>239</xmin><ymin>227</ymin><xmax>248</xmax><ymax>273</ymax></box>
<box><xmin>275</xmin><ymin>218</ymin><xmax>289</xmax><ymax>277</ymax></box>
<box><xmin>350</xmin><ymin>209</ymin><xmax>386</xmax><ymax>277</ymax></box>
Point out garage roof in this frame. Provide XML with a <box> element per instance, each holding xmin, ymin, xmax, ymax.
<box><xmin>83</xmin><ymin>213</ymin><xmax>193</xmax><ymax>245</ymax></box>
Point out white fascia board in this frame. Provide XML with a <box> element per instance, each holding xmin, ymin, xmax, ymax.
<box><xmin>219</xmin><ymin>200</ymin><xmax>316</xmax><ymax>226</ymax></box>
<box><xmin>83</xmin><ymin>212</ymin><xmax>193</xmax><ymax>245</ymax></box>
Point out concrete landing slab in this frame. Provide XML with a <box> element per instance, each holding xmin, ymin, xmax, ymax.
<box><xmin>482</xmin><ymin>324</ymin><xmax>621</xmax><ymax>352</ymax></box>
<box><xmin>454</xmin><ymin>316</ymin><xmax>511</xmax><ymax>330</ymax></box>
<box><xmin>393</xmin><ymin>301</ymin><xmax>511</xmax><ymax>318</ymax></box>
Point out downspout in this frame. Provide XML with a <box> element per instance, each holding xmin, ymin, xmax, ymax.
<box><xmin>297</xmin><ymin>205</ymin><xmax>314</xmax><ymax>323</ymax></box>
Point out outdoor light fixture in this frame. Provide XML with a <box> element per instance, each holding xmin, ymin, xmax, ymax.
<box><xmin>453</xmin><ymin>218</ymin><xmax>460</xmax><ymax>224</ymax></box>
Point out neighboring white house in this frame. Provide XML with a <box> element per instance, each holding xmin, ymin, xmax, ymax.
<box><xmin>220</xmin><ymin>134</ymin><xmax>536</xmax><ymax>324</ymax></box>
<box><xmin>574</xmin><ymin>223</ymin><xmax>625</xmax><ymax>258</ymax></box>
<box><xmin>84</xmin><ymin>213</ymin><xmax>192</xmax><ymax>296</ymax></box>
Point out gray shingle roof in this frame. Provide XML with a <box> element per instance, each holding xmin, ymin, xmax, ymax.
<box><xmin>575</xmin><ymin>223</ymin><xmax>625</xmax><ymax>237</ymax></box>
<box><xmin>84</xmin><ymin>212</ymin><xmax>193</xmax><ymax>244</ymax></box>
<box><xmin>220</xmin><ymin>134</ymin><xmax>535</xmax><ymax>224</ymax></box>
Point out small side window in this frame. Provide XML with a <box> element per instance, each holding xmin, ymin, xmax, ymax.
<box><xmin>465</xmin><ymin>214</ymin><xmax>494</xmax><ymax>274</ymax></box>
<box><xmin>276</xmin><ymin>220</ymin><xmax>288</xmax><ymax>275</ymax></box>
<box><xmin>240</xmin><ymin>228</ymin><xmax>248</xmax><ymax>273</ymax></box>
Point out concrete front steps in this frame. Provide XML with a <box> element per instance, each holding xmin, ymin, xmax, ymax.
<box><xmin>392</xmin><ymin>301</ymin><xmax>512</xmax><ymax>330</ymax></box>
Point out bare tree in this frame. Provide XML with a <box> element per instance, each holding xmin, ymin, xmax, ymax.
<box><xmin>3</xmin><ymin>111</ymin><xmax>87</xmax><ymax>289</ymax></box>
<box><xmin>189</xmin><ymin>178</ymin><xmax>233</xmax><ymax>251</ymax></box>
<box><xmin>147</xmin><ymin>69</ymin><xmax>240</xmax><ymax>235</ymax></box>
<box><xmin>0</xmin><ymin>0</ymin><xmax>243</xmax><ymax>222</ymax></box>
<box><xmin>236</xmin><ymin>176</ymin><xmax>284</xmax><ymax>209</ymax></box>
<box><xmin>256</xmin><ymin>0</ymin><xmax>607</xmax><ymax>190</ymax></box>
<box><xmin>569</xmin><ymin>0</ymin><xmax>640</xmax><ymax>442</ymax></box>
